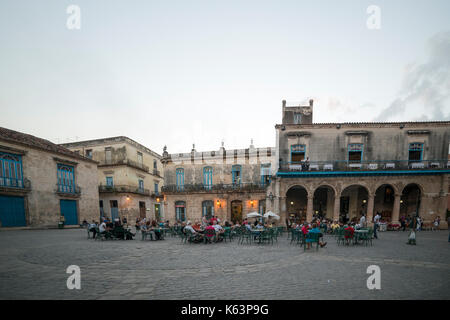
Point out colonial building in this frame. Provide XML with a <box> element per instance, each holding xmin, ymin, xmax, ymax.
<box><xmin>0</xmin><ymin>127</ymin><xmax>99</xmax><ymax>228</ymax></box>
<box><xmin>161</xmin><ymin>143</ymin><xmax>276</xmax><ymax>223</ymax></box>
<box><xmin>266</xmin><ymin>100</ymin><xmax>450</xmax><ymax>227</ymax></box>
<box><xmin>62</xmin><ymin>136</ymin><xmax>164</xmax><ymax>222</ymax></box>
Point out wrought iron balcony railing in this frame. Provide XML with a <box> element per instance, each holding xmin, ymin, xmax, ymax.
<box><xmin>99</xmin><ymin>184</ymin><xmax>150</xmax><ymax>196</ymax></box>
<box><xmin>278</xmin><ymin>159</ymin><xmax>450</xmax><ymax>173</ymax></box>
<box><xmin>56</xmin><ymin>184</ymin><xmax>81</xmax><ymax>195</ymax></box>
<box><xmin>0</xmin><ymin>178</ymin><xmax>31</xmax><ymax>191</ymax></box>
<box><xmin>161</xmin><ymin>183</ymin><xmax>268</xmax><ymax>193</ymax></box>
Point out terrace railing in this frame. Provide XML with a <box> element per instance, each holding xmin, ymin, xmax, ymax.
<box><xmin>278</xmin><ymin>159</ymin><xmax>450</xmax><ymax>173</ymax></box>
<box><xmin>161</xmin><ymin>183</ymin><xmax>267</xmax><ymax>193</ymax></box>
<box><xmin>99</xmin><ymin>184</ymin><xmax>150</xmax><ymax>196</ymax></box>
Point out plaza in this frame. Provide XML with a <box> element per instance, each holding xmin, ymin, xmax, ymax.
<box><xmin>0</xmin><ymin>228</ymin><xmax>448</xmax><ymax>300</ymax></box>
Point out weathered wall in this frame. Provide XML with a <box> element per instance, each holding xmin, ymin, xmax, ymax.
<box><xmin>0</xmin><ymin>141</ymin><xmax>99</xmax><ymax>228</ymax></box>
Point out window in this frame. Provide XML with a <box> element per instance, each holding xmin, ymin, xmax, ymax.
<box><xmin>202</xmin><ymin>200</ymin><xmax>214</xmax><ymax>219</ymax></box>
<box><xmin>259</xmin><ymin>200</ymin><xmax>266</xmax><ymax>215</ymax></box>
<box><xmin>138</xmin><ymin>179</ymin><xmax>144</xmax><ymax>192</ymax></box>
<box><xmin>291</xmin><ymin>145</ymin><xmax>306</xmax><ymax>162</ymax></box>
<box><xmin>232</xmin><ymin>165</ymin><xmax>241</xmax><ymax>186</ymax></box>
<box><xmin>294</xmin><ymin>113</ymin><xmax>302</xmax><ymax>124</ymax></box>
<box><xmin>154</xmin><ymin>182</ymin><xmax>159</xmax><ymax>195</ymax></box>
<box><xmin>106</xmin><ymin>176</ymin><xmax>114</xmax><ymax>187</ymax></box>
<box><xmin>175</xmin><ymin>201</ymin><xmax>186</xmax><ymax>221</ymax></box>
<box><xmin>57</xmin><ymin>164</ymin><xmax>75</xmax><ymax>193</ymax></box>
<box><xmin>409</xmin><ymin>143</ymin><xmax>423</xmax><ymax>162</ymax></box>
<box><xmin>105</xmin><ymin>147</ymin><xmax>112</xmax><ymax>163</ymax></box>
<box><xmin>153</xmin><ymin>159</ymin><xmax>157</xmax><ymax>169</ymax></box>
<box><xmin>260</xmin><ymin>164</ymin><xmax>271</xmax><ymax>186</ymax></box>
<box><xmin>137</xmin><ymin>152</ymin><xmax>143</xmax><ymax>165</ymax></box>
<box><xmin>0</xmin><ymin>152</ymin><xmax>23</xmax><ymax>188</ymax></box>
<box><xmin>203</xmin><ymin>166</ymin><xmax>213</xmax><ymax>190</ymax></box>
<box><xmin>176</xmin><ymin>168</ymin><xmax>184</xmax><ymax>191</ymax></box>
<box><xmin>85</xmin><ymin>149</ymin><xmax>92</xmax><ymax>159</ymax></box>
<box><xmin>348</xmin><ymin>144</ymin><xmax>363</xmax><ymax>163</ymax></box>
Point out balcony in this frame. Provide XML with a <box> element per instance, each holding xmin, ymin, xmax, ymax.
<box><xmin>56</xmin><ymin>184</ymin><xmax>81</xmax><ymax>197</ymax></box>
<box><xmin>152</xmin><ymin>169</ymin><xmax>161</xmax><ymax>176</ymax></box>
<box><xmin>0</xmin><ymin>178</ymin><xmax>31</xmax><ymax>194</ymax></box>
<box><xmin>98</xmin><ymin>159</ymin><xmax>150</xmax><ymax>173</ymax></box>
<box><xmin>277</xmin><ymin>159</ymin><xmax>450</xmax><ymax>177</ymax></box>
<box><xmin>99</xmin><ymin>184</ymin><xmax>150</xmax><ymax>196</ymax></box>
<box><xmin>161</xmin><ymin>183</ymin><xmax>267</xmax><ymax>194</ymax></box>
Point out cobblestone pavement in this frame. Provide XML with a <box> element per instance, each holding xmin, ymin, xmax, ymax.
<box><xmin>0</xmin><ymin>228</ymin><xmax>449</xmax><ymax>300</ymax></box>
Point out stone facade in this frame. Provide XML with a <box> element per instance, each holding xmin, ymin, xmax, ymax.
<box><xmin>161</xmin><ymin>144</ymin><xmax>275</xmax><ymax>223</ymax></box>
<box><xmin>269</xmin><ymin>100</ymin><xmax>450</xmax><ymax>228</ymax></box>
<box><xmin>0</xmin><ymin>128</ymin><xmax>99</xmax><ymax>228</ymax></box>
<box><xmin>61</xmin><ymin>136</ymin><xmax>164</xmax><ymax>223</ymax></box>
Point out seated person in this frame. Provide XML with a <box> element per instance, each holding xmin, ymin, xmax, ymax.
<box><xmin>306</xmin><ymin>223</ymin><xmax>327</xmax><ymax>249</ymax></box>
<box><xmin>245</xmin><ymin>223</ymin><xmax>252</xmax><ymax>231</ymax></box>
<box><xmin>344</xmin><ymin>224</ymin><xmax>355</xmax><ymax>241</ymax></box>
<box><xmin>255</xmin><ymin>222</ymin><xmax>264</xmax><ymax>230</ymax></box>
<box><xmin>141</xmin><ymin>221</ymin><xmax>154</xmax><ymax>239</ymax></box>
<box><xmin>185</xmin><ymin>221</ymin><xmax>204</xmax><ymax>242</ymax></box>
<box><xmin>204</xmin><ymin>222</ymin><xmax>216</xmax><ymax>242</ymax></box>
<box><xmin>193</xmin><ymin>221</ymin><xmax>203</xmax><ymax>232</ymax></box>
<box><xmin>150</xmin><ymin>220</ymin><xmax>162</xmax><ymax>240</ymax></box>
<box><xmin>301</xmin><ymin>223</ymin><xmax>309</xmax><ymax>236</ymax></box>
<box><xmin>88</xmin><ymin>220</ymin><xmax>97</xmax><ymax>238</ymax></box>
<box><xmin>99</xmin><ymin>220</ymin><xmax>112</xmax><ymax>239</ymax></box>
<box><xmin>212</xmin><ymin>220</ymin><xmax>224</xmax><ymax>241</ymax></box>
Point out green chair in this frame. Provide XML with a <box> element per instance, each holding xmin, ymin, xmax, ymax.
<box><xmin>222</xmin><ymin>227</ymin><xmax>232</xmax><ymax>242</ymax></box>
<box><xmin>304</xmin><ymin>232</ymin><xmax>321</xmax><ymax>251</ymax></box>
<box><xmin>336</xmin><ymin>228</ymin><xmax>345</xmax><ymax>246</ymax></box>
<box><xmin>261</xmin><ymin>229</ymin><xmax>274</xmax><ymax>245</ymax></box>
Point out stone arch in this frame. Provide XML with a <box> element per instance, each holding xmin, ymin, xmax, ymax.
<box><xmin>285</xmin><ymin>185</ymin><xmax>309</xmax><ymax>223</ymax></box>
<box><xmin>312</xmin><ymin>184</ymin><xmax>337</xmax><ymax>220</ymax></box>
<box><xmin>373</xmin><ymin>183</ymin><xmax>397</xmax><ymax>223</ymax></box>
<box><xmin>340</xmin><ymin>184</ymin><xmax>370</xmax><ymax>223</ymax></box>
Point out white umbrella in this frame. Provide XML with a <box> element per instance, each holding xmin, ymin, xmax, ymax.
<box><xmin>246</xmin><ymin>211</ymin><xmax>262</xmax><ymax>218</ymax></box>
<box><xmin>263</xmin><ymin>211</ymin><xmax>280</xmax><ymax>220</ymax></box>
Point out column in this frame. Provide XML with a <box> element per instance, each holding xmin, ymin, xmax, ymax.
<box><xmin>391</xmin><ymin>193</ymin><xmax>401</xmax><ymax>224</ymax></box>
<box><xmin>306</xmin><ymin>194</ymin><xmax>313</xmax><ymax>222</ymax></box>
<box><xmin>333</xmin><ymin>193</ymin><xmax>341</xmax><ymax>222</ymax></box>
<box><xmin>366</xmin><ymin>193</ymin><xmax>375</xmax><ymax>226</ymax></box>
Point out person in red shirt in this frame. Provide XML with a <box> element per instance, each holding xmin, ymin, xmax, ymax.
<box><xmin>301</xmin><ymin>223</ymin><xmax>309</xmax><ymax>236</ymax></box>
<box><xmin>344</xmin><ymin>224</ymin><xmax>355</xmax><ymax>245</ymax></box>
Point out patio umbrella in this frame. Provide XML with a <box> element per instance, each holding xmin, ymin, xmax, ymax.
<box><xmin>246</xmin><ymin>211</ymin><xmax>262</xmax><ymax>218</ymax></box>
<box><xmin>263</xmin><ymin>211</ymin><xmax>280</xmax><ymax>220</ymax></box>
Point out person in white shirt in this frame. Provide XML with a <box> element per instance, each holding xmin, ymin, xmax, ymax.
<box><xmin>212</xmin><ymin>220</ymin><xmax>224</xmax><ymax>241</ymax></box>
<box><xmin>373</xmin><ymin>213</ymin><xmax>381</xmax><ymax>239</ymax></box>
<box><xmin>359</xmin><ymin>214</ymin><xmax>366</xmax><ymax>228</ymax></box>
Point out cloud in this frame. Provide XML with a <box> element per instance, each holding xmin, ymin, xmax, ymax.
<box><xmin>373</xmin><ymin>31</ymin><xmax>450</xmax><ymax>122</ymax></box>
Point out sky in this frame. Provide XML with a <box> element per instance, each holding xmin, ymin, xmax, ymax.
<box><xmin>0</xmin><ymin>0</ymin><xmax>449</xmax><ymax>154</ymax></box>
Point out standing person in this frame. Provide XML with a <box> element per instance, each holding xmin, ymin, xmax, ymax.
<box><xmin>359</xmin><ymin>214</ymin><xmax>366</xmax><ymax>228</ymax></box>
<box><xmin>432</xmin><ymin>216</ymin><xmax>441</xmax><ymax>231</ymax></box>
<box><xmin>407</xmin><ymin>216</ymin><xmax>417</xmax><ymax>245</ymax></box>
<box><xmin>416</xmin><ymin>216</ymin><xmax>422</xmax><ymax>231</ymax></box>
<box><xmin>373</xmin><ymin>212</ymin><xmax>381</xmax><ymax>239</ymax></box>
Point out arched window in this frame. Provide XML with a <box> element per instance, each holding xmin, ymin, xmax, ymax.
<box><xmin>175</xmin><ymin>201</ymin><xmax>186</xmax><ymax>222</ymax></box>
<box><xmin>203</xmin><ymin>166</ymin><xmax>213</xmax><ymax>190</ymax></box>
<box><xmin>202</xmin><ymin>200</ymin><xmax>214</xmax><ymax>219</ymax></box>
<box><xmin>0</xmin><ymin>152</ymin><xmax>23</xmax><ymax>188</ymax></box>
<box><xmin>176</xmin><ymin>168</ymin><xmax>184</xmax><ymax>191</ymax></box>
<box><xmin>57</xmin><ymin>164</ymin><xmax>75</xmax><ymax>193</ymax></box>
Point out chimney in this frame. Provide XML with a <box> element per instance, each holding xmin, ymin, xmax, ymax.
<box><xmin>309</xmin><ymin>99</ymin><xmax>314</xmax><ymax>107</ymax></box>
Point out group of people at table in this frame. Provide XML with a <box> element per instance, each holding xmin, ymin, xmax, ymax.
<box><xmin>174</xmin><ymin>216</ymin><xmax>279</xmax><ymax>243</ymax></box>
